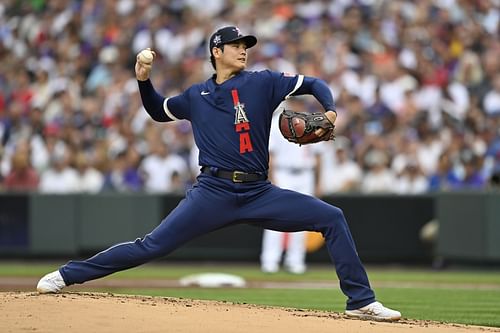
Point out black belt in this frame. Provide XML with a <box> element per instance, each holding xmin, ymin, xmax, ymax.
<box><xmin>201</xmin><ymin>166</ymin><xmax>267</xmax><ymax>183</ymax></box>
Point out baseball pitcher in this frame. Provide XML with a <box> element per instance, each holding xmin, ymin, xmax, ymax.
<box><xmin>37</xmin><ymin>26</ymin><xmax>401</xmax><ymax>322</ymax></box>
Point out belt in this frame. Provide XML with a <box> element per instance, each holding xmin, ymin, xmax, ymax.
<box><xmin>201</xmin><ymin>166</ymin><xmax>267</xmax><ymax>183</ymax></box>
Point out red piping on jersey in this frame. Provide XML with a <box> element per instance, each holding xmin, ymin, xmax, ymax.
<box><xmin>231</xmin><ymin>89</ymin><xmax>240</xmax><ymax>105</ymax></box>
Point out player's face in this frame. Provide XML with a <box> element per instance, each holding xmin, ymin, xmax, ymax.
<box><xmin>218</xmin><ymin>41</ymin><xmax>248</xmax><ymax>71</ymax></box>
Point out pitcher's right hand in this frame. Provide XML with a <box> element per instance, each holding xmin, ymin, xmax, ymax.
<box><xmin>135</xmin><ymin>48</ymin><xmax>156</xmax><ymax>81</ymax></box>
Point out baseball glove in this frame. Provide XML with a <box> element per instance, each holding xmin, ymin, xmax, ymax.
<box><xmin>278</xmin><ymin>109</ymin><xmax>335</xmax><ymax>145</ymax></box>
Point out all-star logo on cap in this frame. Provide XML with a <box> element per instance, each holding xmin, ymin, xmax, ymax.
<box><xmin>209</xmin><ymin>26</ymin><xmax>257</xmax><ymax>55</ymax></box>
<box><xmin>213</xmin><ymin>34</ymin><xmax>222</xmax><ymax>46</ymax></box>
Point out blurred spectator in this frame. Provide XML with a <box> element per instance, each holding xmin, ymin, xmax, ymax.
<box><xmin>453</xmin><ymin>150</ymin><xmax>487</xmax><ymax>190</ymax></box>
<box><xmin>101</xmin><ymin>149</ymin><xmax>143</xmax><ymax>192</ymax></box>
<box><xmin>360</xmin><ymin>149</ymin><xmax>396</xmax><ymax>193</ymax></box>
<box><xmin>394</xmin><ymin>160</ymin><xmax>429</xmax><ymax>194</ymax></box>
<box><xmin>428</xmin><ymin>152</ymin><xmax>461</xmax><ymax>191</ymax></box>
<box><xmin>74</xmin><ymin>152</ymin><xmax>104</xmax><ymax>193</ymax></box>
<box><xmin>475</xmin><ymin>50</ymin><xmax>500</xmax><ymax>111</ymax></box>
<box><xmin>140</xmin><ymin>140</ymin><xmax>189</xmax><ymax>193</ymax></box>
<box><xmin>483</xmin><ymin>73</ymin><xmax>500</xmax><ymax>116</ymax></box>
<box><xmin>2</xmin><ymin>147</ymin><xmax>39</xmax><ymax>192</ymax></box>
<box><xmin>39</xmin><ymin>147</ymin><xmax>79</xmax><ymax>193</ymax></box>
<box><xmin>320</xmin><ymin>136</ymin><xmax>362</xmax><ymax>194</ymax></box>
<box><xmin>85</xmin><ymin>46</ymin><xmax>119</xmax><ymax>93</ymax></box>
<box><xmin>0</xmin><ymin>0</ymin><xmax>498</xmax><ymax>195</ymax></box>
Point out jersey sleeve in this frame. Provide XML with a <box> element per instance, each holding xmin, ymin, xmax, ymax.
<box><xmin>165</xmin><ymin>89</ymin><xmax>191</xmax><ymax>121</ymax></box>
<box><xmin>265</xmin><ymin>70</ymin><xmax>304</xmax><ymax>106</ymax></box>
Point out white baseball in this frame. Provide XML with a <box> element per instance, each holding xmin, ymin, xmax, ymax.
<box><xmin>138</xmin><ymin>49</ymin><xmax>154</xmax><ymax>64</ymax></box>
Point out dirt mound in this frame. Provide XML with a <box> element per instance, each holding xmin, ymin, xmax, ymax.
<box><xmin>1</xmin><ymin>292</ymin><xmax>498</xmax><ymax>333</ymax></box>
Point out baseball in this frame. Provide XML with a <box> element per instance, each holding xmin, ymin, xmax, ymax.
<box><xmin>138</xmin><ymin>49</ymin><xmax>154</xmax><ymax>64</ymax></box>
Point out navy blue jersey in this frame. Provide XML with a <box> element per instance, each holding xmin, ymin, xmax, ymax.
<box><xmin>57</xmin><ymin>64</ymin><xmax>377</xmax><ymax>312</ymax></box>
<box><xmin>165</xmin><ymin>70</ymin><xmax>304</xmax><ymax>172</ymax></box>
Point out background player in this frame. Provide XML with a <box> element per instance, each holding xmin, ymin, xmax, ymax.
<box><xmin>260</xmin><ymin>98</ymin><xmax>324</xmax><ymax>275</ymax></box>
<box><xmin>37</xmin><ymin>26</ymin><xmax>401</xmax><ymax>322</ymax></box>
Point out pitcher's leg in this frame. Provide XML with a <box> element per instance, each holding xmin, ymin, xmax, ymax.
<box><xmin>60</xmin><ymin>187</ymin><xmax>233</xmax><ymax>285</ymax></box>
<box><xmin>319</xmin><ymin>205</ymin><xmax>375</xmax><ymax>310</ymax></box>
<box><xmin>243</xmin><ymin>186</ymin><xmax>375</xmax><ymax>310</ymax></box>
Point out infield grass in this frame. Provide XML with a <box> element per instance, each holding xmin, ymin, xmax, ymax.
<box><xmin>1</xmin><ymin>262</ymin><xmax>500</xmax><ymax>327</ymax></box>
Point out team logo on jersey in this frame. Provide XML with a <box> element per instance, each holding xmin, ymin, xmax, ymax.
<box><xmin>231</xmin><ymin>89</ymin><xmax>253</xmax><ymax>154</ymax></box>
<box><xmin>234</xmin><ymin>102</ymin><xmax>249</xmax><ymax>124</ymax></box>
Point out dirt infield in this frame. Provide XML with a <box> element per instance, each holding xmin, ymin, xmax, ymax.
<box><xmin>2</xmin><ymin>292</ymin><xmax>499</xmax><ymax>333</ymax></box>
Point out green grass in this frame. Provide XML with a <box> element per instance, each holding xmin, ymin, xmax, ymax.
<box><xmin>98</xmin><ymin>287</ymin><xmax>500</xmax><ymax>327</ymax></box>
<box><xmin>2</xmin><ymin>261</ymin><xmax>500</xmax><ymax>327</ymax></box>
<box><xmin>4</xmin><ymin>262</ymin><xmax>500</xmax><ymax>284</ymax></box>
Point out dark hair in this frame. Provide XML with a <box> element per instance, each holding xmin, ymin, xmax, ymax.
<box><xmin>210</xmin><ymin>45</ymin><xmax>224</xmax><ymax>70</ymax></box>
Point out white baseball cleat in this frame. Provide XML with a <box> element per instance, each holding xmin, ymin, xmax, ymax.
<box><xmin>37</xmin><ymin>270</ymin><xmax>66</xmax><ymax>294</ymax></box>
<box><xmin>345</xmin><ymin>301</ymin><xmax>401</xmax><ymax>321</ymax></box>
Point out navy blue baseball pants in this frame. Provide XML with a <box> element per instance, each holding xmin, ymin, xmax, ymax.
<box><xmin>59</xmin><ymin>174</ymin><xmax>375</xmax><ymax>310</ymax></box>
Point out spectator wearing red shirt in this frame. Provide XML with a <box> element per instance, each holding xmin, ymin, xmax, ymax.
<box><xmin>3</xmin><ymin>149</ymin><xmax>39</xmax><ymax>192</ymax></box>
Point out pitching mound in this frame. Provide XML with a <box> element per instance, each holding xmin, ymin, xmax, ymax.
<box><xmin>1</xmin><ymin>292</ymin><xmax>498</xmax><ymax>333</ymax></box>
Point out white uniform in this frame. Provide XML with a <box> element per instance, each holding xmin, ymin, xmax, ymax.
<box><xmin>260</xmin><ymin>111</ymin><xmax>323</xmax><ymax>274</ymax></box>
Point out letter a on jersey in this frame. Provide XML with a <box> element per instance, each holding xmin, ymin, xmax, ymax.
<box><xmin>231</xmin><ymin>89</ymin><xmax>253</xmax><ymax>154</ymax></box>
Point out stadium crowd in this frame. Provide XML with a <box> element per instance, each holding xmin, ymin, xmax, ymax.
<box><xmin>0</xmin><ymin>0</ymin><xmax>499</xmax><ymax>194</ymax></box>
